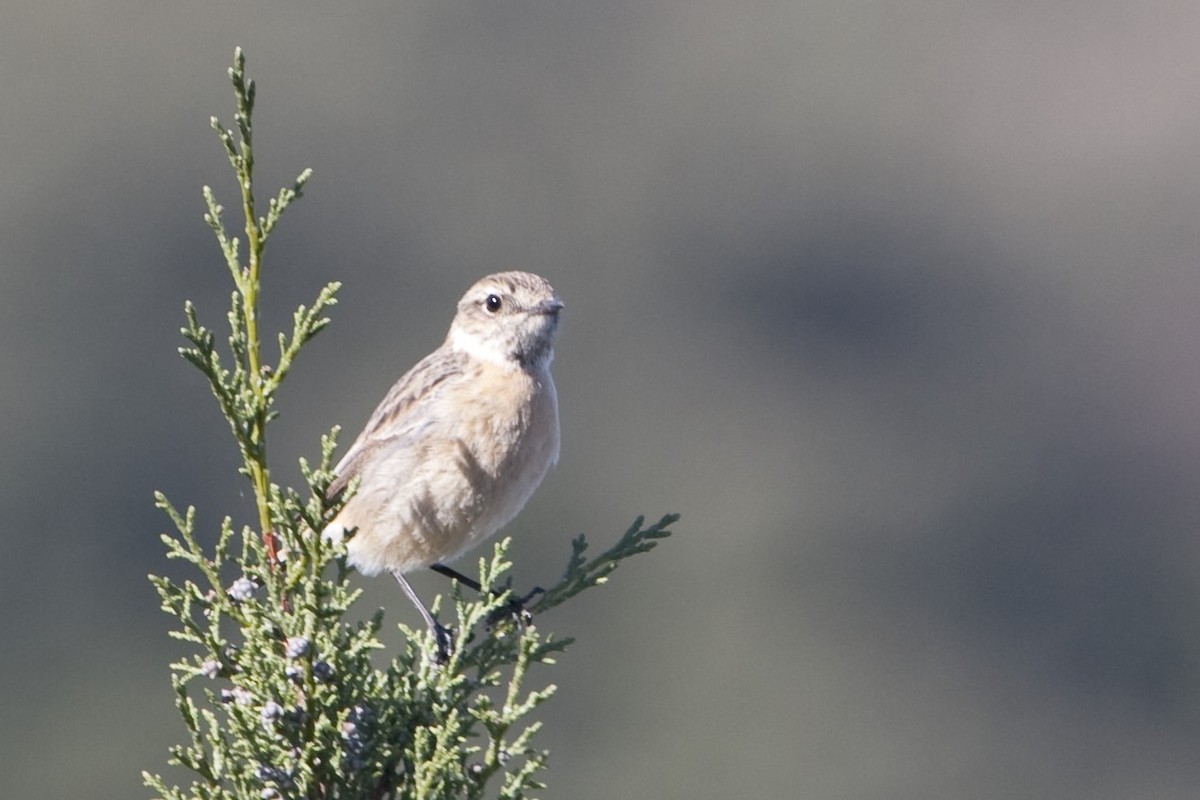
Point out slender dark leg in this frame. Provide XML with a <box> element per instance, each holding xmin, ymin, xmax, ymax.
<box><xmin>431</xmin><ymin>562</ymin><xmax>545</xmax><ymax>627</ymax></box>
<box><xmin>430</xmin><ymin>562</ymin><xmax>482</xmax><ymax>593</ymax></box>
<box><xmin>391</xmin><ymin>570</ymin><xmax>454</xmax><ymax>662</ymax></box>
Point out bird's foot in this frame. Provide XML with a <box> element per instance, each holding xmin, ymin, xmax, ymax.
<box><xmin>430</xmin><ymin>620</ymin><xmax>456</xmax><ymax>665</ymax></box>
<box><xmin>485</xmin><ymin>585</ymin><xmax>545</xmax><ymax>631</ymax></box>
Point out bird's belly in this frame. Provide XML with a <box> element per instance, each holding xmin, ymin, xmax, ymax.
<box><xmin>341</xmin><ymin>372</ymin><xmax>558</xmax><ymax>576</ymax></box>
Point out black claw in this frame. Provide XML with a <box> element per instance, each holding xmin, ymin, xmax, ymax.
<box><xmin>431</xmin><ymin>622</ymin><xmax>456</xmax><ymax>664</ymax></box>
<box><xmin>485</xmin><ymin>586</ymin><xmax>544</xmax><ymax>630</ymax></box>
<box><xmin>431</xmin><ymin>563</ymin><xmax>543</xmax><ymax>631</ymax></box>
<box><xmin>518</xmin><ymin>585</ymin><xmax>546</xmax><ymax>606</ymax></box>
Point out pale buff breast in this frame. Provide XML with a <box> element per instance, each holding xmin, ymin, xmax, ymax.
<box><xmin>341</xmin><ymin>361</ymin><xmax>559</xmax><ymax>576</ymax></box>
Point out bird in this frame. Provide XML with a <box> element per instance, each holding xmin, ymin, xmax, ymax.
<box><xmin>323</xmin><ymin>271</ymin><xmax>563</xmax><ymax>657</ymax></box>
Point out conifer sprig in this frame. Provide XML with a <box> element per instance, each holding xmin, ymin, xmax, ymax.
<box><xmin>146</xmin><ymin>48</ymin><xmax>677</xmax><ymax>800</ymax></box>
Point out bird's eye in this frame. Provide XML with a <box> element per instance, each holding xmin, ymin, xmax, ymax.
<box><xmin>485</xmin><ymin>294</ymin><xmax>503</xmax><ymax>313</ymax></box>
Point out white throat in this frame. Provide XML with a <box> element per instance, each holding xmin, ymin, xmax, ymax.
<box><xmin>449</xmin><ymin>325</ymin><xmax>517</xmax><ymax>369</ymax></box>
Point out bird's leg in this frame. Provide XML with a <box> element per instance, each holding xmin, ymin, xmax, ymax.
<box><xmin>430</xmin><ymin>562</ymin><xmax>544</xmax><ymax>628</ymax></box>
<box><xmin>430</xmin><ymin>563</ymin><xmax>483</xmax><ymax>594</ymax></box>
<box><xmin>391</xmin><ymin>570</ymin><xmax>454</xmax><ymax>663</ymax></box>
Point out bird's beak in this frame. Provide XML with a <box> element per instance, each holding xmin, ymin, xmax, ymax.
<box><xmin>538</xmin><ymin>298</ymin><xmax>565</xmax><ymax>315</ymax></box>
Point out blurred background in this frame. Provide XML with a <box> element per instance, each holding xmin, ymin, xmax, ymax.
<box><xmin>3</xmin><ymin>2</ymin><xmax>1200</xmax><ymax>797</ymax></box>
